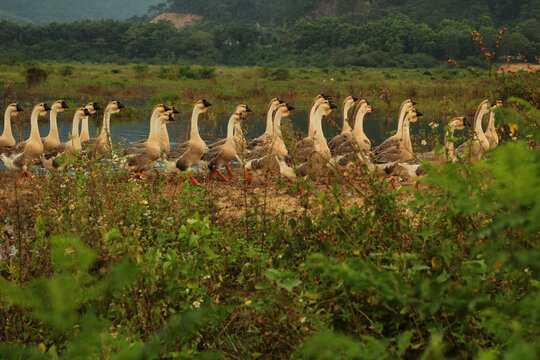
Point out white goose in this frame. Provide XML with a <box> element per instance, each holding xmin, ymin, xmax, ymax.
<box><xmin>1</xmin><ymin>103</ymin><xmax>50</xmax><ymax>175</ymax></box>
<box><xmin>0</xmin><ymin>103</ymin><xmax>24</xmax><ymax>154</ymax></box>
<box><xmin>247</xmin><ymin>98</ymin><xmax>284</xmax><ymax>150</ymax></box>
<box><xmin>485</xmin><ymin>101</ymin><xmax>502</xmax><ymax>149</ymax></box>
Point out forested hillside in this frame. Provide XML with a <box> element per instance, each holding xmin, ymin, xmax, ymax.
<box><xmin>0</xmin><ymin>0</ymin><xmax>538</xmax><ymax>67</ymax></box>
<box><xmin>162</xmin><ymin>0</ymin><xmax>540</xmax><ymax>28</ymax></box>
<box><xmin>0</xmin><ymin>0</ymin><xmax>161</xmax><ymax>24</ymax></box>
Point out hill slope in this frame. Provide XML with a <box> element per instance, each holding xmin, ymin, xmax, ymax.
<box><xmin>0</xmin><ymin>0</ymin><xmax>161</xmax><ymax>24</ymax></box>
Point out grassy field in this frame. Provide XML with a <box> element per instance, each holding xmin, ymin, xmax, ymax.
<box><xmin>0</xmin><ymin>64</ymin><xmax>539</xmax><ymax>359</ymax></box>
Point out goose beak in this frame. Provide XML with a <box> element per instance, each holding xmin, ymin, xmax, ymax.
<box><xmin>278</xmin><ymin>99</ymin><xmax>285</xmax><ymax>104</ymax></box>
<box><xmin>416</xmin><ymin>111</ymin><xmax>424</xmax><ymax>117</ymax></box>
<box><xmin>321</xmin><ymin>93</ymin><xmax>332</xmax><ymax>100</ymax></box>
<box><xmin>286</xmin><ymin>103</ymin><xmax>295</xmax><ymax>111</ymax></box>
<box><xmin>172</xmin><ymin>107</ymin><xmax>180</xmax><ymax>114</ymax></box>
<box><xmin>352</xmin><ymin>96</ymin><xmax>358</xmax><ymax>101</ymax></box>
<box><xmin>44</xmin><ymin>103</ymin><xmax>52</xmax><ymax>111</ymax></box>
<box><xmin>411</xmin><ymin>100</ymin><xmax>417</xmax><ymax>105</ymax></box>
<box><xmin>61</xmin><ymin>100</ymin><xmax>69</xmax><ymax>109</ymax></box>
<box><xmin>118</xmin><ymin>102</ymin><xmax>125</xmax><ymax>109</ymax></box>
<box><xmin>84</xmin><ymin>108</ymin><xmax>91</xmax><ymax>116</ymax></box>
<box><xmin>202</xmin><ymin>99</ymin><xmax>212</xmax><ymax>107</ymax></box>
<box><xmin>246</xmin><ymin>105</ymin><xmax>253</xmax><ymax>112</ymax></box>
<box><xmin>168</xmin><ymin>113</ymin><xmax>175</xmax><ymax>121</ymax></box>
<box><xmin>93</xmin><ymin>102</ymin><xmax>101</xmax><ymax>111</ymax></box>
<box><xmin>16</xmin><ymin>104</ymin><xmax>24</xmax><ymax>112</ymax></box>
<box><xmin>330</xmin><ymin>102</ymin><xmax>338</xmax><ymax>109</ymax></box>
<box><xmin>164</xmin><ymin>105</ymin><xmax>171</xmax><ymax>111</ymax></box>
<box><xmin>463</xmin><ymin>117</ymin><xmax>470</xmax><ymax>126</ymax></box>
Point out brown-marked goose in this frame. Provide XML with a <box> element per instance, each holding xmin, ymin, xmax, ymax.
<box><xmin>80</xmin><ymin>102</ymin><xmax>101</xmax><ymax>143</ymax></box>
<box><xmin>0</xmin><ymin>103</ymin><xmax>24</xmax><ymax>154</ymax></box>
<box><xmin>164</xmin><ymin>99</ymin><xmax>212</xmax><ymax>185</ymax></box>
<box><xmin>119</xmin><ymin>112</ymin><xmax>174</xmax><ymax>175</ymax></box>
<box><xmin>374</xmin><ymin>108</ymin><xmax>422</xmax><ymax>163</ymax></box>
<box><xmin>42</xmin><ymin>100</ymin><xmax>68</xmax><ymax>152</ymax></box>
<box><xmin>1</xmin><ymin>103</ymin><xmax>50</xmax><ymax>176</ymax></box>
<box><xmin>329</xmin><ymin>99</ymin><xmax>375</xmax><ymax>165</ymax></box>
<box><xmin>294</xmin><ymin>94</ymin><xmax>332</xmax><ymax>153</ymax></box>
<box><xmin>247</xmin><ymin>98</ymin><xmax>284</xmax><ymax>150</ymax></box>
<box><xmin>455</xmin><ymin>99</ymin><xmax>493</xmax><ymax>161</ymax></box>
<box><xmin>81</xmin><ymin>101</ymin><xmax>124</xmax><ymax>156</ymax></box>
<box><xmin>199</xmin><ymin>104</ymin><xmax>252</xmax><ymax>182</ymax></box>
<box><xmin>244</xmin><ymin>102</ymin><xmax>295</xmax><ymax>184</ymax></box>
<box><xmin>485</xmin><ymin>101</ymin><xmax>502</xmax><ymax>149</ymax></box>
<box><xmin>41</xmin><ymin>107</ymin><xmax>91</xmax><ymax>171</ymax></box>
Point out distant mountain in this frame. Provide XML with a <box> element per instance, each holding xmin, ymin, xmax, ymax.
<box><xmin>0</xmin><ymin>0</ymin><xmax>162</xmax><ymax>25</ymax></box>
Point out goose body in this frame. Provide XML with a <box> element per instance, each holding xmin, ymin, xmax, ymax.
<box><xmin>456</xmin><ymin>100</ymin><xmax>492</xmax><ymax>161</ymax></box>
<box><xmin>41</xmin><ymin>100</ymin><xmax>68</xmax><ymax>153</ymax></box>
<box><xmin>247</xmin><ymin>98</ymin><xmax>283</xmax><ymax>150</ymax></box>
<box><xmin>165</xmin><ymin>100</ymin><xmax>211</xmax><ymax>175</ymax></box>
<box><xmin>81</xmin><ymin>101</ymin><xmax>124</xmax><ymax>156</ymax></box>
<box><xmin>374</xmin><ymin>108</ymin><xmax>422</xmax><ymax>163</ymax></box>
<box><xmin>41</xmin><ymin>108</ymin><xmax>91</xmax><ymax>171</ymax></box>
<box><xmin>120</xmin><ymin>113</ymin><xmax>174</xmax><ymax>173</ymax></box>
<box><xmin>373</xmin><ymin>100</ymin><xmax>416</xmax><ymax>163</ymax></box>
<box><xmin>245</xmin><ymin>103</ymin><xmax>294</xmax><ymax>183</ymax></box>
<box><xmin>200</xmin><ymin>104</ymin><xmax>251</xmax><ymax>181</ymax></box>
<box><xmin>329</xmin><ymin>99</ymin><xmax>375</xmax><ymax>165</ymax></box>
<box><xmin>295</xmin><ymin>94</ymin><xmax>332</xmax><ymax>153</ymax></box>
<box><xmin>1</xmin><ymin>103</ymin><xmax>50</xmax><ymax>172</ymax></box>
<box><xmin>0</xmin><ymin>103</ymin><xmax>23</xmax><ymax>154</ymax></box>
<box><xmin>328</xmin><ymin>96</ymin><xmax>358</xmax><ymax>155</ymax></box>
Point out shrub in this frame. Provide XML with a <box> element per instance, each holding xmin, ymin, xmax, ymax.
<box><xmin>177</xmin><ymin>65</ymin><xmax>200</xmax><ymax>79</ymax></box>
<box><xmin>24</xmin><ymin>65</ymin><xmax>47</xmax><ymax>86</ymax></box>
<box><xmin>271</xmin><ymin>68</ymin><xmax>290</xmax><ymax>80</ymax></box>
<box><xmin>58</xmin><ymin>65</ymin><xmax>74</xmax><ymax>77</ymax></box>
<box><xmin>198</xmin><ymin>66</ymin><xmax>216</xmax><ymax>79</ymax></box>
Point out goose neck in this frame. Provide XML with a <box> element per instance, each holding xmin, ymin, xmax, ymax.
<box><xmin>226</xmin><ymin>115</ymin><xmax>238</xmax><ymax>140</ymax></box>
<box><xmin>395</xmin><ymin>104</ymin><xmax>410</xmax><ymax>138</ymax></box>
<box><xmin>190</xmin><ymin>107</ymin><xmax>202</xmax><ymax>140</ymax></box>
<box><xmin>2</xmin><ymin>107</ymin><xmax>14</xmax><ymax>137</ymax></box>
<box><xmin>273</xmin><ymin>111</ymin><xmax>283</xmax><ymax>138</ymax></box>
<box><xmin>99</xmin><ymin>108</ymin><xmax>113</xmax><ymax>143</ymax></box>
<box><xmin>29</xmin><ymin>108</ymin><xmax>42</xmax><ymax>142</ymax></box>
<box><xmin>474</xmin><ymin>107</ymin><xmax>488</xmax><ymax>137</ymax></box>
<box><xmin>265</xmin><ymin>102</ymin><xmax>278</xmax><ymax>135</ymax></box>
<box><xmin>71</xmin><ymin>112</ymin><xmax>82</xmax><ymax>150</ymax></box>
<box><xmin>80</xmin><ymin>117</ymin><xmax>90</xmax><ymax>140</ymax></box>
<box><xmin>341</xmin><ymin>102</ymin><xmax>352</xmax><ymax>133</ymax></box>
<box><xmin>352</xmin><ymin>110</ymin><xmax>367</xmax><ymax>138</ymax></box>
<box><xmin>47</xmin><ymin>109</ymin><xmax>59</xmax><ymax>139</ymax></box>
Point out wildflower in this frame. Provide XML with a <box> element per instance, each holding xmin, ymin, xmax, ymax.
<box><xmin>203</xmin><ymin>274</ymin><xmax>211</xmax><ymax>280</ymax></box>
<box><xmin>111</xmin><ymin>332</ymin><xmax>118</xmax><ymax>338</ymax></box>
<box><xmin>186</xmin><ymin>288</ymin><xmax>190</xmax><ymax>293</ymax></box>
<box><xmin>140</xmin><ymin>199</ymin><xmax>148</xmax><ymax>205</ymax></box>
<box><xmin>421</xmin><ymin>140</ymin><xmax>427</xmax><ymax>146</ymax></box>
<box><xmin>215</xmin><ymin>296</ymin><xmax>220</xmax><ymax>304</ymax></box>
<box><xmin>277</xmin><ymin>254</ymin><xmax>283</xmax><ymax>259</ymax></box>
<box><xmin>300</xmin><ymin>317</ymin><xmax>306</xmax><ymax>323</ymax></box>
<box><xmin>512</xmin><ymin>137</ymin><xmax>517</xmax><ymax>141</ymax></box>
<box><xmin>219</xmin><ymin>274</ymin><xmax>223</xmax><ymax>283</ymax></box>
<box><xmin>245</xmin><ymin>299</ymin><xmax>252</xmax><ymax>305</ymax></box>
<box><xmin>166</xmin><ymin>217</ymin><xmax>173</xmax><ymax>221</ymax></box>
<box><xmin>65</xmin><ymin>247</ymin><xmax>74</xmax><ymax>255</ymax></box>
<box><xmin>60</xmin><ymin>184</ymin><xmax>66</xmax><ymax>188</ymax></box>
<box><xmin>193</xmin><ymin>300</ymin><xmax>201</xmax><ymax>308</ymax></box>
<box><xmin>57</xmin><ymin>215</ymin><xmax>63</xmax><ymax>221</ymax></box>
<box><xmin>509</xmin><ymin>123</ymin><xmax>518</xmax><ymax>136</ymax></box>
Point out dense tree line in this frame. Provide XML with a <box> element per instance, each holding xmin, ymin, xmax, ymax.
<box><xmin>0</xmin><ymin>11</ymin><xmax>538</xmax><ymax>67</ymax></box>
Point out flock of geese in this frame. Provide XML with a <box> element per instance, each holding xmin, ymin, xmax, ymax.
<box><xmin>0</xmin><ymin>95</ymin><xmax>502</xmax><ymax>184</ymax></box>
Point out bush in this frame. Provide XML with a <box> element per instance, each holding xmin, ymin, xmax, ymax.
<box><xmin>271</xmin><ymin>68</ymin><xmax>290</xmax><ymax>80</ymax></box>
<box><xmin>58</xmin><ymin>65</ymin><xmax>74</xmax><ymax>77</ymax></box>
<box><xmin>177</xmin><ymin>65</ymin><xmax>200</xmax><ymax>79</ymax></box>
<box><xmin>198</xmin><ymin>66</ymin><xmax>216</xmax><ymax>79</ymax></box>
<box><xmin>24</xmin><ymin>65</ymin><xmax>47</xmax><ymax>86</ymax></box>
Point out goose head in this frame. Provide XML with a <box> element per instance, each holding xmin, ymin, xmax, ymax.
<box><xmin>36</xmin><ymin>103</ymin><xmax>52</xmax><ymax>116</ymax></box>
<box><xmin>343</xmin><ymin>95</ymin><xmax>358</xmax><ymax>109</ymax></box>
<box><xmin>234</xmin><ymin>104</ymin><xmax>252</xmax><ymax>117</ymax></box>
<box><xmin>358</xmin><ymin>99</ymin><xmax>375</xmax><ymax>113</ymax></box>
<box><xmin>448</xmin><ymin>116</ymin><xmax>469</xmax><ymax>130</ymax></box>
<box><xmin>75</xmin><ymin>107</ymin><xmax>92</xmax><ymax>118</ymax></box>
<box><xmin>275</xmin><ymin>103</ymin><xmax>295</xmax><ymax>118</ymax></box>
<box><xmin>407</xmin><ymin>108</ymin><xmax>422</xmax><ymax>123</ymax></box>
<box><xmin>479</xmin><ymin>99</ymin><xmax>492</xmax><ymax>113</ymax></box>
<box><xmin>85</xmin><ymin>102</ymin><xmax>101</xmax><ymax>114</ymax></box>
<box><xmin>51</xmin><ymin>100</ymin><xmax>69</xmax><ymax>113</ymax></box>
<box><xmin>6</xmin><ymin>103</ymin><xmax>24</xmax><ymax>115</ymax></box>
<box><xmin>318</xmin><ymin>99</ymin><xmax>337</xmax><ymax>117</ymax></box>
<box><xmin>195</xmin><ymin>99</ymin><xmax>212</xmax><ymax>114</ymax></box>
<box><xmin>106</xmin><ymin>100</ymin><xmax>125</xmax><ymax>114</ymax></box>
<box><xmin>159</xmin><ymin>113</ymin><xmax>175</xmax><ymax>125</ymax></box>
